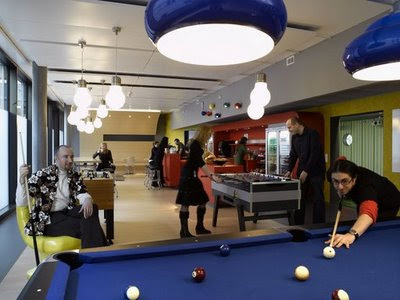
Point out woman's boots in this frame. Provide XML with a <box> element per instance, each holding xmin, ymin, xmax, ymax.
<box><xmin>195</xmin><ymin>206</ymin><xmax>211</xmax><ymax>235</ymax></box>
<box><xmin>179</xmin><ymin>211</ymin><xmax>194</xmax><ymax>238</ymax></box>
<box><xmin>179</xmin><ymin>207</ymin><xmax>212</xmax><ymax>238</ymax></box>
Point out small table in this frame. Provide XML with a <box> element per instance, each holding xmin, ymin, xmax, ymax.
<box><xmin>83</xmin><ymin>175</ymin><xmax>114</xmax><ymax>242</ymax></box>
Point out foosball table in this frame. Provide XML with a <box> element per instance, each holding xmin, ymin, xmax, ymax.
<box><xmin>211</xmin><ymin>173</ymin><xmax>301</xmax><ymax>231</ymax></box>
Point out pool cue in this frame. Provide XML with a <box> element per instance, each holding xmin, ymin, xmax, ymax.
<box><xmin>329</xmin><ymin>197</ymin><xmax>343</xmax><ymax>248</ymax></box>
<box><xmin>19</xmin><ymin>132</ymin><xmax>40</xmax><ymax>266</ymax></box>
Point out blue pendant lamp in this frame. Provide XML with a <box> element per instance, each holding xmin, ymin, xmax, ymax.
<box><xmin>145</xmin><ymin>0</ymin><xmax>287</xmax><ymax>66</ymax></box>
<box><xmin>343</xmin><ymin>2</ymin><xmax>400</xmax><ymax>81</ymax></box>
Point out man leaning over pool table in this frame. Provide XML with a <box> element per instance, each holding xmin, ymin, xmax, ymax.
<box><xmin>326</xmin><ymin>157</ymin><xmax>400</xmax><ymax>249</ymax></box>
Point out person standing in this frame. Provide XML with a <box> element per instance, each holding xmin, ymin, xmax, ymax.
<box><xmin>285</xmin><ymin>117</ymin><xmax>326</xmax><ymax>225</ymax></box>
<box><xmin>155</xmin><ymin>137</ymin><xmax>169</xmax><ymax>187</ymax></box>
<box><xmin>234</xmin><ymin>136</ymin><xmax>248</xmax><ymax>166</ymax></box>
<box><xmin>176</xmin><ymin>127</ymin><xmax>222</xmax><ymax>238</ymax></box>
<box><xmin>16</xmin><ymin>145</ymin><xmax>107</xmax><ymax>248</ymax></box>
<box><xmin>174</xmin><ymin>138</ymin><xmax>186</xmax><ymax>156</ymax></box>
<box><xmin>93</xmin><ymin>142</ymin><xmax>114</xmax><ymax>172</ymax></box>
<box><xmin>149</xmin><ymin>141</ymin><xmax>159</xmax><ymax>165</ymax></box>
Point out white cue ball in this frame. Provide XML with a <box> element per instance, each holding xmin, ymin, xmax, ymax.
<box><xmin>126</xmin><ymin>286</ymin><xmax>140</xmax><ymax>300</ymax></box>
<box><xmin>323</xmin><ymin>246</ymin><xmax>336</xmax><ymax>259</ymax></box>
<box><xmin>334</xmin><ymin>289</ymin><xmax>350</xmax><ymax>300</ymax></box>
<box><xmin>294</xmin><ymin>265</ymin><xmax>310</xmax><ymax>281</ymax></box>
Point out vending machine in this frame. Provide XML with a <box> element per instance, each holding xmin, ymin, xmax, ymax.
<box><xmin>265</xmin><ymin>125</ymin><xmax>291</xmax><ymax>175</ymax></box>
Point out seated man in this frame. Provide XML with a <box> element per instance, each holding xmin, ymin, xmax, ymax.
<box><xmin>16</xmin><ymin>145</ymin><xmax>107</xmax><ymax>248</ymax></box>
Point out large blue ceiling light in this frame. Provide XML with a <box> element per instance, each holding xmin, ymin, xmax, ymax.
<box><xmin>343</xmin><ymin>2</ymin><xmax>400</xmax><ymax>81</ymax></box>
<box><xmin>144</xmin><ymin>0</ymin><xmax>287</xmax><ymax>66</ymax></box>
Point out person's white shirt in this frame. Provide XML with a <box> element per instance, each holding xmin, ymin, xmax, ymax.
<box><xmin>16</xmin><ymin>169</ymin><xmax>92</xmax><ymax>209</ymax></box>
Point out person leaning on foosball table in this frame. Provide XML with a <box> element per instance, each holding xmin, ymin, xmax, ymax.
<box><xmin>16</xmin><ymin>145</ymin><xmax>108</xmax><ymax>248</ymax></box>
<box><xmin>326</xmin><ymin>157</ymin><xmax>400</xmax><ymax>249</ymax></box>
<box><xmin>284</xmin><ymin>117</ymin><xmax>326</xmax><ymax>225</ymax></box>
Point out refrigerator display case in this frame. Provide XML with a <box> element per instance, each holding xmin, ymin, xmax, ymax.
<box><xmin>265</xmin><ymin>125</ymin><xmax>291</xmax><ymax>175</ymax></box>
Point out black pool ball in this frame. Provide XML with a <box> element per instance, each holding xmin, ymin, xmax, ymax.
<box><xmin>192</xmin><ymin>267</ymin><xmax>206</xmax><ymax>282</ymax></box>
<box><xmin>219</xmin><ymin>244</ymin><xmax>230</xmax><ymax>257</ymax></box>
<box><xmin>331</xmin><ymin>289</ymin><xmax>350</xmax><ymax>300</ymax></box>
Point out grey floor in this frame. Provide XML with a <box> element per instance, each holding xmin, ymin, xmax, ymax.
<box><xmin>0</xmin><ymin>174</ymin><xmax>357</xmax><ymax>299</ymax></box>
<box><xmin>0</xmin><ymin>212</ymin><xmax>25</xmax><ymax>282</ymax></box>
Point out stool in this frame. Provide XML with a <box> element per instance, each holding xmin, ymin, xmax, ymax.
<box><xmin>144</xmin><ymin>165</ymin><xmax>161</xmax><ymax>190</ymax></box>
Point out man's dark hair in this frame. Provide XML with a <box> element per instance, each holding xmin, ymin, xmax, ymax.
<box><xmin>174</xmin><ymin>138</ymin><xmax>180</xmax><ymax>142</ymax></box>
<box><xmin>327</xmin><ymin>158</ymin><xmax>358</xmax><ymax>183</ymax></box>
<box><xmin>239</xmin><ymin>137</ymin><xmax>248</xmax><ymax>144</ymax></box>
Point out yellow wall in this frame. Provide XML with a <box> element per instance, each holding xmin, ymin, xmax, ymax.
<box><xmin>306</xmin><ymin>90</ymin><xmax>400</xmax><ymax>196</ymax></box>
<box><xmin>80</xmin><ymin>111</ymin><xmax>160</xmax><ymax>165</ymax></box>
<box><xmin>165</xmin><ymin>113</ymin><xmax>198</xmax><ymax>144</ymax></box>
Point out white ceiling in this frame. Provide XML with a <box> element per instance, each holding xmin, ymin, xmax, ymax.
<box><xmin>0</xmin><ymin>0</ymin><xmax>391</xmax><ymax>112</ymax></box>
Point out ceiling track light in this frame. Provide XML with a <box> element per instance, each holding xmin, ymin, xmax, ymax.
<box><xmin>106</xmin><ymin>26</ymin><xmax>126</xmax><ymax>109</ymax></box>
<box><xmin>145</xmin><ymin>0</ymin><xmax>287</xmax><ymax>66</ymax></box>
<box><xmin>74</xmin><ymin>39</ymin><xmax>92</xmax><ymax>108</ymax></box>
<box><xmin>343</xmin><ymin>1</ymin><xmax>400</xmax><ymax>81</ymax></box>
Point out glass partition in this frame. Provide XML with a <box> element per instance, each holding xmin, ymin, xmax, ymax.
<box><xmin>0</xmin><ymin>63</ymin><xmax>8</xmax><ymax>210</ymax></box>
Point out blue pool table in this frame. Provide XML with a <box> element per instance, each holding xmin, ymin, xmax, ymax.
<box><xmin>18</xmin><ymin>219</ymin><xmax>400</xmax><ymax>300</ymax></box>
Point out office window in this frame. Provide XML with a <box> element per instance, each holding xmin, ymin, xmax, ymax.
<box><xmin>17</xmin><ymin>79</ymin><xmax>27</xmax><ymax>116</ymax></box>
<box><xmin>0</xmin><ymin>62</ymin><xmax>9</xmax><ymax>210</ymax></box>
<box><xmin>17</xmin><ymin>79</ymin><xmax>28</xmax><ymax>178</ymax></box>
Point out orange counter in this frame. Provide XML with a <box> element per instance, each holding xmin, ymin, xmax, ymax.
<box><xmin>198</xmin><ymin>164</ymin><xmax>244</xmax><ymax>205</ymax></box>
<box><xmin>163</xmin><ymin>153</ymin><xmax>186</xmax><ymax>188</ymax></box>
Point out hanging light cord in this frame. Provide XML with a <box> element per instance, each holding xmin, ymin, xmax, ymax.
<box><xmin>113</xmin><ymin>27</ymin><xmax>121</xmax><ymax>78</ymax></box>
<box><xmin>78</xmin><ymin>39</ymin><xmax>86</xmax><ymax>81</ymax></box>
<box><xmin>115</xmin><ymin>31</ymin><xmax>118</xmax><ymax>77</ymax></box>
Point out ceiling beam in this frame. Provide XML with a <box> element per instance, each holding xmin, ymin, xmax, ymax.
<box><xmin>48</xmin><ymin>68</ymin><xmax>220</xmax><ymax>82</ymax></box>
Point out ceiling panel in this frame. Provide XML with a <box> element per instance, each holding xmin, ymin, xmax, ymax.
<box><xmin>0</xmin><ymin>0</ymin><xmax>392</xmax><ymax>112</ymax></box>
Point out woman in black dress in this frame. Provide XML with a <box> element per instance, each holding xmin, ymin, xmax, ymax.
<box><xmin>154</xmin><ymin>137</ymin><xmax>168</xmax><ymax>186</ymax></box>
<box><xmin>93</xmin><ymin>142</ymin><xmax>114</xmax><ymax>172</ymax></box>
<box><xmin>326</xmin><ymin>157</ymin><xmax>400</xmax><ymax>248</ymax></box>
<box><xmin>176</xmin><ymin>127</ymin><xmax>221</xmax><ymax>238</ymax></box>
<box><xmin>148</xmin><ymin>141</ymin><xmax>159</xmax><ymax>166</ymax></box>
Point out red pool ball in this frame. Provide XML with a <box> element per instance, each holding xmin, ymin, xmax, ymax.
<box><xmin>192</xmin><ymin>267</ymin><xmax>206</xmax><ymax>282</ymax></box>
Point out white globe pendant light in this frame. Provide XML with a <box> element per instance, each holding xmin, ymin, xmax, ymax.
<box><xmin>85</xmin><ymin>117</ymin><xmax>95</xmax><ymax>134</ymax></box>
<box><xmin>76</xmin><ymin>106</ymin><xmax>89</xmax><ymax>119</ymax></box>
<box><xmin>106</xmin><ymin>27</ymin><xmax>125</xmax><ymax>109</ymax></box>
<box><xmin>67</xmin><ymin>106</ymin><xmax>79</xmax><ymax>125</ymax></box>
<box><xmin>76</xmin><ymin>119</ymin><xmax>86</xmax><ymax>132</ymax></box>
<box><xmin>74</xmin><ymin>79</ymin><xmax>92</xmax><ymax>108</ymax></box>
<box><xmin>247</xmin><ymin>103</ymin><xmax>264</xmax><ymax>120</ymax></box>
<box><xmin>73</xmin><ymin>40</ymin><xmax>92</xmax><ymax>108</ymax></box>
<box><xmin>93</xmin><ymin>116</ymin><xmax>102</xmax><ymax>129</ymax></box>
<box><xmin>250</xmin><ymin>73</ymin><xmax>271</xmax><ymax>107</ymax></box>
<box><xmin>106</xmin><ymin>76</ymin><xmax>125</xmax><ymax>109</ymax></box>
<box><xmin>97</xmin><ymin>99</ymin><xmax>109</xmax><ymax>118</ymax></box>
